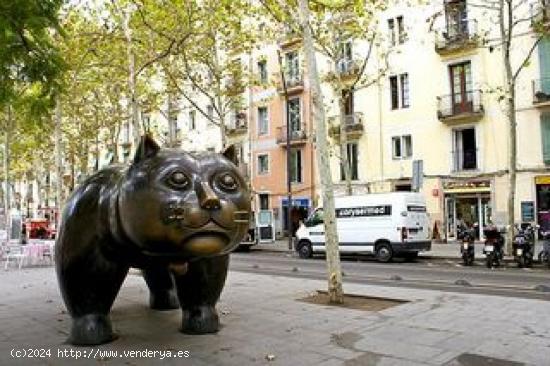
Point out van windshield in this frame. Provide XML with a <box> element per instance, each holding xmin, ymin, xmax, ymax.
<box><xmin>305</xmin><ymin>209</ymin><xmax>324</xmax><ymax>226</ymax></box>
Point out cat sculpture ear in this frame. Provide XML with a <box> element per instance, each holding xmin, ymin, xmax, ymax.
<box><xmin>222</xmin><ymin>144</ymin><xmax>238</xmax><ymax>165</ymax></box>
<box><xmin>133</xmin><ymin>134</ymin><xmax>160</xmax><ymax>164</ymax></box>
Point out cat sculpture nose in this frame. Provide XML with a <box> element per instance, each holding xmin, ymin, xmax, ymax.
<box><xmin>198</xmin><ymin>182</ymin><xmax>221</xmax><ymax>210</ymax></box>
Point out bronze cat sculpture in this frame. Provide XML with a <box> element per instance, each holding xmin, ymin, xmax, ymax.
<box><xmin>55</xmin><ymin>135</ymin><xmax>250</xmax><ymax>345</ymax></box>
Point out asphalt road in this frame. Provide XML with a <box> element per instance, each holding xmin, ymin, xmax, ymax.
<box><xmin>229</xmin><ymin>250</ymin><xmax>550</xmax><ymax>301</ymax></box>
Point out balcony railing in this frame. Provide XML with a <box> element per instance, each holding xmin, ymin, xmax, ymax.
<box><xmin>434</xmin><ymin>19</ymin><xmax>479</xmax><ymax>55</ymax></box>
<box><xmin>332</xmin><ymin>58</ymin><xmax>362</xmax><ymax>79</ymax></box>
<box><xmin>226</xmin><ymin>112</ymin><xmax>248</xmax><ymax>135</ymax></box>
<box><xmin>328</xmin><ymin>112</ymin><xmax>364</xmax><ymax>139</ymax></box>
<box><xmin>275</xmin><ymin>72</ymin><xmax>304</xmax><ymax>95</ymax></box>
<box><xmin>276</xmin><ymin>126</ymin><xmax>307</xmax><ymax>146</ymax></box>
<box><xmin>530</xmin><ymin>1</ymin><xmax>550</xmax><ymax>29</ymax></box>
<box><xmin>451</xmin><ymin>148</ymin><xmax>478</xmax><ymax>172</ymax></box>
<box><xmin>437</xmin><ymin>90</ymin><xmax>484</xmax><ymax>123</ymax></box>
<box><xmin>277</xmin><ymin>26</ymin><xmax>302</xmax><ymax>48</ymax></box>
<box><xmin>532</xmin><ymin>78</ymin><xmax>550</xmax><ymax>105</ymax></box>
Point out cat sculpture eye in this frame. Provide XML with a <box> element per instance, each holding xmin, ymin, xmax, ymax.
<box><xmin>217</xmin><ymin>173</ymin><xmax>238</xmax><ymax>191</ymax></box>
<box><xmin>167</xmin><ymin>171</ymin><xmax>189</xmax><ymax>189</ymax></box>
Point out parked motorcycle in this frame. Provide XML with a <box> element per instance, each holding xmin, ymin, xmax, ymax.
<box><xmin>538</xmin><ymin>230</ymin><xmax>550</xmax><ymax>268</ymax></box>
<box><xmin>460</xmin><ymin>227</ymin><xmax>475</xmax><ymax>266</ymax></box>
<box><xmin>484</xmin><ymin>225</ymin><xmax>505</xmax><ymax>268</ymax></box>
<box><xmin>512</xmin><ymin>223</ymin><xmax>535</xmax><ymax>268</ymax></box>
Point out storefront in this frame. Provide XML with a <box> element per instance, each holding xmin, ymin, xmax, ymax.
<box><xmin>443</xmin><ymin>180</ymin><xmax>492</xmax><ymax>240</ymax></box>
<box><xmin>535</xmin><ymin>176</ymin><xmax>550</xmax><ymax>232</ymax></box>
<box><xmin>281</xmin><ymin>197</ymin><xmax>310</xmax><ymax>236</ymax></box>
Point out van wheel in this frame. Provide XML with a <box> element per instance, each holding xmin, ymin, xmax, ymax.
<box><xmin>376</xmin><ymin>243</ymin><xmax>393</xmax><ymax>263</ymax></box>
<box><xmin>297</xmin><ymin>241</ymin><xmax>313</xmax><ymax>259</ymax></box>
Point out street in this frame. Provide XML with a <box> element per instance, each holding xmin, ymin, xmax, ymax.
<box><xmin>230</xmin><ymin>250</ymin><xmax>550</xmax><ymax>301</ymax></box>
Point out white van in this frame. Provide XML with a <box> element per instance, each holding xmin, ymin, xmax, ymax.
<box><xmin>294</xmin><ymin>192</ymin><xmax>431</xmax><ymax>262</ymax></box>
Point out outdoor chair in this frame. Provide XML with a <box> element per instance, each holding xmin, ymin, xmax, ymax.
<box><xmin>4</xmin><ymin>245</ymin><xmax>30</xmax><ymax>270</ymax></box>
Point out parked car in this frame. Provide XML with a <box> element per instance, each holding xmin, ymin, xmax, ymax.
<box><xmin>295</xmin><ymin>192</ymin><xmax>432</xmax><ymax>262</ymax></box>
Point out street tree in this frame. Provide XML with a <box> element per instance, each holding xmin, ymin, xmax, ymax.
<box><xmin>133</xmin><ymin>0</ymin><xmax>260</xmax><ymax>148</ymax></box>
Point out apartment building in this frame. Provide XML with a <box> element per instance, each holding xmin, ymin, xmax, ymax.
<box><xmin>91</xmin><ymin>0</ymin><xmax>550</xmax><ymax>242</ymax></box>
<box><xmin>248</xmin><ymin>40</ymin><xmax>316</xmax><ymax>240</ymax></box>
<box><xmin>317</xmin><ymin>0</ymin><xmax>550</xmax><ymax>240</ymax></box>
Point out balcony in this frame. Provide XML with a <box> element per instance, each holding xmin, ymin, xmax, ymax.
<box><xmin>451</xmin><ymin>148</ymin><xmax>478</xmax><ymax>173</ymax></box>
<box><xmin>277</xmin><ymin>26</ymin><xmax>302</xmax><ymax>48</ymax></box>
<box><xmin>328</xmin><ymin>112</ymin><xmax>364</xmax><ymax>140</ymax></box>
<box><xmin>326</xmin><ymin>58</ymin><xmax>362</xmax><ymax>82</ymax></box>
<box><xmin>437</xmin><ymin>90</ymin><xmax>484</xmax><ymax>124</ymax></box>
<box><xmin>276</xmin><ymin>126</ymin><xmax>307</xmax><ymax>146</ymax></box>
<box><xmin>530</xmin><ymin>1</ymin><xmax>550</xmax><ymax>31</ymax></box>
<box><xmin>275</xmin><ymin>73</ymin><xmax>304</xmax><ymax>96</ymax></box>
<box><xmin>532</xmin><ymin>78</ymin><xmax>550</xmax><ymax>107</ymax></box>
<box><xmin>434</xmin><ymin>20</ymin><xmax>479</xmax><ymax>56</ymax></box>
<box><xmin>226</xmin><ymin>112</ymin><xmax>248</xmax><ymax>136</ymax></box>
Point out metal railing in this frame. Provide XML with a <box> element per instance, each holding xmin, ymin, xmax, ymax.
<box><xmin>328</xmin><ymin>112</ymin><xmax>364</xmax><ymax>134</ymax></box>
<box><xmin>532</xmin><ymin>78</ymin><xmax>550</xmax><ymax>103</ymax></box>
<box><xmin>451</xmin><ymin>148</ymin><xmax>478</xmax><ymax>172</ymax></box>
<box><xmin>335</xmin><ymin>58</ymin><xmax>362</xmax><ymax>76</ymax></box>
<box><xmin>435</xmin><ymin>19</ymin><xmax>478</xmax><ymax>51</ymax></box>
<box><xmin>437</xmin><ymin>90</ymin><xmax>483</xmax><ymax>119</ymax></box>
<box><xmin>276</xmin><ymin>125</ymin><xmax>307</xmax><ymax>144</ymax></box>
<box><xmin>227</xmin><ymin>112</ymin><xmax>247</xmax><ymax>133</ymax></box>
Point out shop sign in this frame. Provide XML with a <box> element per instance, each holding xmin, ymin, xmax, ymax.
<box><xmin>521</xmin><ymin>201</ymin><xmax>535</xmax><ymax>222</ymax></box>
<box><xmin>443</xmin><ymin>180</ymin><xmax>491</xmax><ymax>193</ymax></box>
<box><xmin>535</xmin><ymin>176</ymin><xmax>550</xmax><ymax>185</ymax></box>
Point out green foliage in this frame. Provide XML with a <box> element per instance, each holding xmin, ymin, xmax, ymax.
<box><xmin>0</xmin><ymin>0</ymin><xmax>65</xmax><ymax>106</ymax></box>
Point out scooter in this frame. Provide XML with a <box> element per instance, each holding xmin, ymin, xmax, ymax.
<box><xmin>460</xmin><ymin>227</ymin><xmax>475</xmax><ymax>266</ymax></box>
<box><xmin>512</xmin><ymin>224</ymin><xmax>535</xmax><ymax>268</ymax></box>
<box><xmin>484</xmin><ymin>225</ymin><xmax>505</xmax><ymax>268</ymax></box>
<box><xmin>538</xmin><ymin>230</ymin><xmax>550</xmax><ymax>268</ymax></box>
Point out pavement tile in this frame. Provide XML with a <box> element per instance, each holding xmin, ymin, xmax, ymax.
<box><xmin>1</xmin><ymin>267</ymin><xmax>550</xmax><ymax>366</ymax></box>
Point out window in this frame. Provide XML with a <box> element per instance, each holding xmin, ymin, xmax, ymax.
<box><xmin>285</xmin><ymin>51</ymin><xmax>300</xmax><ymax>82</ymax></box>
<box><xmin>290</xmin><ymin>149</ymin><xmax>302</xmax><ymax>183</ymax></box>
<box><xmin>287</xmin><ymin>98</ymin><xmax>301</xmax><ymax>132</ymax></box>
<box><xmin>449</xmin><ymin>62</ymin><xmax>472</xmax><ymax>114</ymax></box>
<box><xmin>337</xmin><ymin>40</ymin><xmax>353</xmax><ymax>73</ymax></box>
<box><xmin>390</xmin><ymin>73</ymin><xmax>409</xmax><ymax>109</ymax></box>
<box><xmin>452</xmin><ymin>128</ymin><xmax>477</xmax><ymax>171</ymax></box>
<box><xmin>258</xmin><ymin>60</ymin><xmax>267</xmax><ymax>84</ymax></box>
<box><xmin>541</xmin><ymin>113</ymin><xmax>550</xmax><ymax>165</ymax></box>
<box><xmin>259</xmin><ymin>193</ymin><xmax>269</xmax><ymax>210</ymax></box>
<box><xmin>258</xmin><ymin>154</ymin><xmax>269</xmax><ymax>174</ymax></box>
<box><xmin>392</xmin><ymin>135</ymin><xmax>412</xmax><ymax>159</ymax></box>
<box><xmin>388</xmin><ymin>16</ymin><xmax>406</xmax><ymax>45</ymax></box>
<box><xmin>340</xmin><ymin>143</ymin><xmax>359</xmax><ymax>181</ymax></box>
<box><xmin>189</xmin><ymin>110</ymin><xmax>196</xmax><ymax>130</ymax></box>
<box><xmin>258</xmin><ymin>107</ymin><xmax>268</xmax><ymax>135</ymax></box>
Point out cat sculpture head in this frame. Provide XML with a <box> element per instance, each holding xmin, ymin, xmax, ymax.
<box><xmin>117</xmin><ymin>135</ymin><xmax>251</xmax><ymax>259</ymax></box>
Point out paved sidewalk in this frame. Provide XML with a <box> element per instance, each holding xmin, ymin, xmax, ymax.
<box><xmin>254</xmin><ymin>239</ymin><xmax>545</xmax><ymax>261</ymax></box>
<box><xmin>1</xmin><ymin>266</ymin><xmax>549</xmax><ymax>365</ymax></box>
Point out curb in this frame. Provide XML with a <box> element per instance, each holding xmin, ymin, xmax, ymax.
<box><xmin>249</xmin><ymin>247</ymin><xmax>519</xmax><ymax>263</ymax></box>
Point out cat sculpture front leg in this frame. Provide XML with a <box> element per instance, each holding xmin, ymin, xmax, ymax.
<box><xmin>174</xmin><ymin>254</ymin><xmax>229</xmax><ymax>334</ymax></box>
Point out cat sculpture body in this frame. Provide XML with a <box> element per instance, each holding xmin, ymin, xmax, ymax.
<box><xmin>55</xmin><ymin>136</ymin><xmax>250</xmax><ymax>345</ymax></box>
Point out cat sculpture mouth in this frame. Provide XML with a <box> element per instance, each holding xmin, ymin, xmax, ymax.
<box><xmin>181</xmin><ymin>230</ymin><xmax>230</xmax><ymax>255</ymax></box>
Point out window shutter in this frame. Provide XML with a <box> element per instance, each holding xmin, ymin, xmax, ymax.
<box><xmin>538</xmin><ymin>37</ymin><xmax>550</xmax><ymax>94</ymax></box>
<box><xmin>541</xmin><ymin>114</ymin><xmax>550</xmax><ymax>165</ymax></box>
